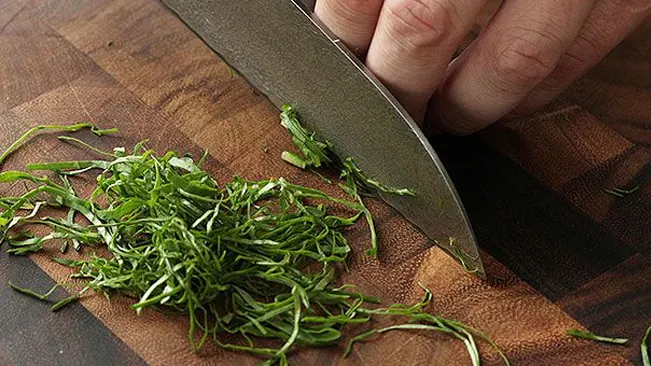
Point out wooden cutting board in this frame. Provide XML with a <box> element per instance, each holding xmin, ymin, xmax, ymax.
<box><xmin>1</xmin><ymin>0</ymin><xmax>650</xmax><ymax>365</ymax></box>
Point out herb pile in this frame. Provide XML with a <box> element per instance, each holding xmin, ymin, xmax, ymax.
<box><xmin>0</xmin><ymin>118</ymin><xmax>507</xmax><ymax>365</ymax></box>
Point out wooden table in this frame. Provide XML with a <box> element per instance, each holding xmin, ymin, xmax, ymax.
<box><xmin>1</xmin><ymin>0</ymin><xmax>649</xmax><ymax>365</ymax></box>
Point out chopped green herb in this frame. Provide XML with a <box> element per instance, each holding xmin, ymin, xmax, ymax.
<box><xmin>0</xmin><ymin>123</ymin><xmax>117</xmax><ymax>167</ymax></box>
<box><xmin>309</xmin><ymin>169</ymin><xmax>333</xmax><ymax>185</ymax></box>
<box><xmin>449</xmin><ymin>237</ymin><xmax>480</xmax><ymax>274</ymax></box>
<box><xmin>567</xmin><ymin>329</ymin><xmax>628</xmax><ymax>345</ymax></box>
<box><xmin>279</xmin><ymin>104</ymin><xmax>414</xmax><ymax>195</ymax></box>
<box><xmin>604</xmin><ymin>189</ymin><xmax>624</xmax><ymax>198</ymax></box>
<box><xmin>0</xmin><ymin>125</ymin><xmax>507</xmax><ymax>365</ymax></box>
<box><xmin>10</xmin><ymin>280</ymin><xmax>80</xmax><ymax>312</ymax></box>
<box><xmin>9</xmin><ymin>281</ymin><xmax>61</xmax><ymax>301</ymax></box>
<box><xmin>605</xmin><ymin>186</ymin><xmax>639</xmax><ymax>198</ymax></box>
<box><xmin>280</xmin><ymin>151</ymin><xmax>307</xmax><ymax>169</ymax></box>
<box><xmin>58</xmin><ymin>135</ymin><xmax>117</xmax><ymax>158</ymax></box>
<box><xmin>52</xmin><ymin>294</ymin><xmax>81</xmax><ymax>311</ymax></box>
<box><xmin>278</xmin><ymin>104</ymin><xmax>415</xmax><ymax>257</ymax></box>
<box><xmin>341</xmin><ymin>157</ymin><xmax>415</xmax><ymax>196</ymax></box>
<box><xmin>226</xmin><ymin>65</ymin><xmax>235</xmax><ymax>78</ymax></box>
<box><xmin>616</xmin><ymin>186</ymin><xmax>639</xmax><ymax>194</ymax></box>
<box><xmin>642</xmin><ymin>325</ymin><xmax>651</xmax><ymax>366</ymax></box>
<box><xmin>279</xmin><ymin>104</ymin><xmax>332</xmax><ymax>169</ymax></box>
<box><xmin>346</xmin><ymin>285</ymin><xmax>510</xmax><ymax>366</ymax></box>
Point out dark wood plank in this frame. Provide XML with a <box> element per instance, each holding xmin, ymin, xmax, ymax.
<box><xmin>0</xmin><ymin>254</ymin><xmax>146</xmax><ymax>366</ymax></box>
<box><xmin>557</xmin><ymin>253</ymin><xmax>651</xmax><ymax>364</ymax></box>
<box><xmin>560</xmin><ymin>146</ymin><xmax>651</xmax><ymax>252</ymax></box>
<box><xmin>0</xmin><ymin>6</ymin><xmax>95</xmax><ymax>111</ymax></box>
<box><xmin>432</xmin><ymin>134</ymin><xmax>637</xmax><ymax>301</ymax></box>
<box><xmin>464</xmin><ymin>19</ymin><xmax>651</xmax><ymax>365</ymax></box>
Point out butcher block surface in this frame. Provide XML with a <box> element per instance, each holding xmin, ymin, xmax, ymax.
<box><xmin>1</xmin><ymin>0</ymin><xmax>650</xmax><ymax>365</ymax></box>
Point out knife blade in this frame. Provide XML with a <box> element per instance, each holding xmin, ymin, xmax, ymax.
<box><xmin>160</xmin><ymin>0</ymin><xmax>486</xmax><ymax>277</ymax></box>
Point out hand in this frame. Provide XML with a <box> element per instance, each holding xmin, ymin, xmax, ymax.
<box><xmin>314</xmin><ymin>0</ymin><xmax>651</xmax><ymax>135</ymax></box>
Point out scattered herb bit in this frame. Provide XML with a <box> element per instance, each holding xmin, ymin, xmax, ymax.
<box><xmin>345</xmin><ymin>285</ymin><xmax>510</xmax><ymax>366</ymax></box>
<box><xmin>0</xmin><ymin>123</ymin><xmax>117</xmax><ymax>167</ymax></box>
<box><xmin>617</xmin><ymin>186</ymin><xmax>639</xmax><ymax>194</ymax></box>
<box><xmin>0</xmin><ymin>125</ymin><xmax>507</xmax><ymax>365</ymax></box>
<box><xmin>280</xmin><ymin>151</ymin><xmax>306</xmax><ymax>169</ymax></box>
<box><xmin>339</xmin><ymin>174</ymin><xmax>378</xmax><ymax>257</ymax></box>
<box><xmin>59</xmin><ymin>135</ymin><xmax>117</xmax><ymax>158</ymax></box>
<box><xmin>567</xmin><ymin>325</ymin><xmax>651</xmax><ymax>366</ymax></box>
<box><xmin>11</xmin><ymin>279</ymin><xmax>82</xmax><ymax>311</ymax></box>
<box><xmin>642</xmin><ymin>325</ymin><xmax>651</xmax><ymax>366</ymax></box>
<box><xmin>52</xmin><ymin>294</ymin><xmax>83</xmax><ymax>311</ymax></box>
<box><xmin>9</xmin><ymin>281</ymin><xmax>61</xmax><ymax>301</ymax></box>
<box><xmin>309</xmin><ymin>169</ymin><xmax>333</xmax><ymax>185</ymax></box>
<box><xmin>604</xmin><ymin>189</ymin><xmax>624</xmax><ymax>198</ymax></box>
<box><xmin>567</xmin><ymin>329</ymin><xmax>628</xmax><ymax>345</ymax></box>
<box><xmin>605</xmin><ymin>186</ymin><xmax>639</xmax><ymax>198</ymax></box>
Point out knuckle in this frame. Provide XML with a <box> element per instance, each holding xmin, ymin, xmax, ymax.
<box><xmin>320</xmin><ymin>0</ymin><xmax>382</xmax><ymax>25</ymax></box>
<box><xmin>570</xmin><ymin>32</ymin><xmax>602</xmax><ymax>64</ymax></box>
<box><xmin>385</xmin><ymin>0</ymin><xmax>458</xmax><ymax>48</ymax></box>
<box><xmin>335</xmin><ymin>0</ymin><xmax>382</xmax><ymax>16</ymax></box>
<box><xmin>493</xmin><ymin>31</ymin><xmax>560</xmax><ymax>87</ymax></box>
<box><xmin>604</xmin><ymin>0</ymin><xmax>651</xmax><ymax>14</ymax></box>
<box><xmin>556</xmin><ymin>34</ymin><xmax>602</xmax><ymax>80</ymax></box>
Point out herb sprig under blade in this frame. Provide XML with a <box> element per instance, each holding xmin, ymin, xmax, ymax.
<box><xmin>279</xmin><ymin>104</ymin><xmax>414</xmax><ymax>196</ymax></box>
<box><xmin>278</xmin><ymin>104</ymin><xmax>414</xmax><ymax>257</ymax></box>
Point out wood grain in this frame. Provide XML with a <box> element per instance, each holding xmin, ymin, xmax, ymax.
<box><xmin>433</xmin><ymin>134</ymin><xmax>636</xmax><ymax>301</ymax></box>
<box><xmin>0</xmin><ymin>0</ymin><xmax>649</xmax><ymax>365</ymax></box>
<box><xmin>0</xmin><ymin>255</ymin><xmax>146</xmax><ymax>366</ymax></box>
<box><xmin>558</xmin><ymin>254</ymin><xmax>651</xmax><ymax>364</ymax></box>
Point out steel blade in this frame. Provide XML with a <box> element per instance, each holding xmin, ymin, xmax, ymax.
<box><xmin>160</xmin><ymin>0</ymin><xmax>486</xmax><ymax>277</ymax></box>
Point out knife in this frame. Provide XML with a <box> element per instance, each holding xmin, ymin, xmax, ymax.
<box><xmin>160</xmin><ymin>0</ymin><xmax>486</xmax><ymax>278</ymax></box>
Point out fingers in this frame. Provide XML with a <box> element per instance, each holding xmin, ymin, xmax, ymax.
<box><xmin>512</xmin><ymin>0</ymin><xmax>651</xmax><ymax>116</ymax></box>
<box><xmin>431</xmin><ymin>0</ymin><xmax>596</xmax><ymax>134</ymax></box>
<box><xmin>365</xmin><ymin>0</ymin><xmax>487</xmax><ymax>121</ymax></box>
<box><xmin>314</xmin><ymin>0</ymin><xmax>384</xmax><ymax>57</ymax></box>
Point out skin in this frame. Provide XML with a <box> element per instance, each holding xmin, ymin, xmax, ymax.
<box><xmin>314</xmin><ymin>0</ymin><xmax>651</xmax><ymax>135</ymax></box>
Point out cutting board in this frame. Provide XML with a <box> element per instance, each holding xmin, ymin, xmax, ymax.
<box><xmin>1</xmin><ymin>0</ymin><xmax>650</xmax><ymax>365</ymax></box>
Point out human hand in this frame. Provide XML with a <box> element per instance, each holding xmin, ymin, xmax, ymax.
<box><xmin>314</xmin><ymin>0</ymin><xmax>651</xmax><ymax>134</ymax></box>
